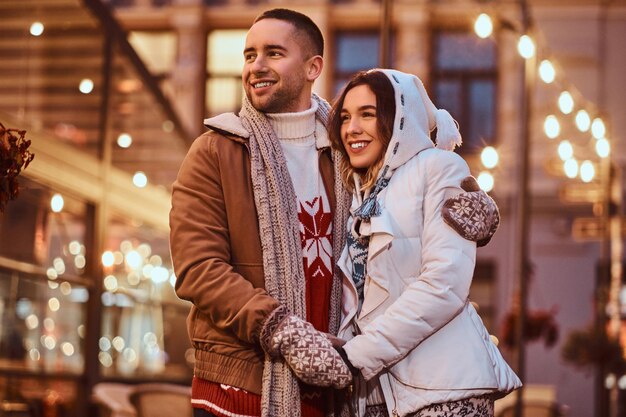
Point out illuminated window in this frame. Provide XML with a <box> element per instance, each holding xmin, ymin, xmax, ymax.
<box><xmin>128</xmin><ymin>31</ymin><xmax>177</xmax><ymax>99</ymax></box>
<box><xmin>431</xmin><ymin>30</ymin><xmax>497</xmax><ymax>153</ymax></box>
<box><xmin>206</xmin><ymin>29</ymin><xmax>247</xmax><ymax>116</ymax></box>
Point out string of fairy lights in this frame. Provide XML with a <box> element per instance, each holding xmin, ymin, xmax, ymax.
<box><xmin>472</xmin><ymin>11</ymin><xmax>611</xmax><ymax>192</ymax></box>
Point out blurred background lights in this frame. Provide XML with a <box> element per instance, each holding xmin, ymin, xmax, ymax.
<box><xmin>46</xmin><ymin>268</ymin><xmax>58</xmax><ymax>280</ymax></box>
<box><xmin>169</xmin><ymin>273</ymin><xmax>177</xmax><ymax>287</ymax></box>
<box><xmin>557</xmin><ymin>140</ymin><xmax>574</xmax><ymax>161</ymax></box>
<box><xmin>120</xmin><ymin>240</ymin><xmax>133</xmax><ymax>253</ymax></box>
<box><xmin>60</xmin><ymin>281</ymin><xmax>72</xmax><ymax>295</ymax></box>
<box><xmin>133</xmin><ymin>171</ymin><xmax>148</xmax><ymax>188</ymax></box>
<box><xmin>117</xmin><ymin>133</ymin><xmax>133</xmax><ymax>148</ymax></box>
<box><xmin>98</xmin><ymin>352</ymin><xmax>113</xmax><ymax>367</ymax></box>
<box><xmin>596</xmin><ymin>138</ymin><xmax>610</xmax><ymax>158</ymax></box>
<box><xmin>61</xmin><ymin>342</ymin><xmax>75</xmax><ymax>356</ymax></box>
<box><xmin>29</xmin><ymin>349</ymin><xmax>41</xmax><ymax>362</ymax></box>
<box><xmin>50</xmin><ymin>194</ymin><xmax>64</xmax><ymax>212</ymax></box>
<box><xmin>558</xmin><ymin>91</ymin><xmax>574</xmax><ymax>114</ymax></box>
<box><xmin>103</xmin><ymin>275</ymin><xmax>118</xmax><ymax>291</ymax></box>
<box><xmin>162</xmin><ymin>120</ymin><xmax>174</xmax><ymax>132</ymax></box>
<box><xmin>575</xmin><ymin>110</ymin><xmax>591</xmax><ymax>132</ymax></box>
<box><xmin>69</xmin><ymin>240</ymin><xmax>81</xmax><ymax>255</ymax></box>
<box><xmin>48</xmin><ymin>297</ymin><xmax>60</xmax><ymax>312</ymax></box>
<box><xmin>79</xmin><ymin>78</ymin><xmax>94</xmax><ymax>94</ymax></box>
<box><xmin>53</xmin><ymin>257</ymin><xmax>66</xmax><ymax>274</ymax></box>
<box><xmin>99</xmin><ymin>337</ymin><xmax>111</xmax><ymax>351</ymax></box>
<box><xmin>44</xmin><ymin>335</ymin><xmax>56</xmax><ymax>350</ymax></box>
<box><xmin>539</xmin><ymin>60</ymin><xmax>555</xmax><ymax>83</ymax></box>
<box><xmin>543</xmin><ymin>115</ymin><xmax>560</xmax><ymax>139</ymax></box>
<box><xmin>474</xmin><ymin>13</ymin><xmax>493</xmax><ymax>39</ymax></box>
<box><xmin>591</xmin><ymin>118</ymin><xmax>606</xmax><ymax>139</ymax></box>
<box><xmin>101</xmin><ymin>251</ymin><xmax>115</xmax><ymax>267</ymax></box>
<box><xmin>477</xmin><ymin>171</ymin><xmax>494</xmax><ymax>192</ymax></box>
<box><xmin>112</xmin><ymin>336</ymin><xmax>125</xmax><ymax>352</ymax></box>
<box><xmin>78</xmin><ymin>325</ymin><xmax>86</xmax><ymax>338</ymax></box>
<box><xmin>138</xmin><ymin>243</ymin><xmax>152</xmax><ymax>258</ymax></box>
<box><xmin>151</xmin><ymin>266</ymin><xmax>169</xmax><ymax>283</ymax></box>
<box><xmin>128</xmin><ymin>271</ymin><xmax>141</xmax><ymax>286</ymax></box>
<box><xmin>517</xmin><ymin>35</ymin><xmax>535</xmax><ymax>59</ymax></box>
<box><xmin>564</xmin><ymin>158</ymin><xmax>579</xmax><ymax>179</ymax></box>
<box><xmin>480</xmin><ymin>146</ymin><xmax>499</xmax><ymax>169</ymax></box>
<box><xmin>30</xmin><ymin>22</ymin><xmax>44</xmax><ymax>36</ymax></box>
<box><xmin>580</xmin><ymin>160</ymin><xmax>595</xmax><ymax>183</ymax></box>
<box><xmin>25</xmin><ymin>314</ymin><xmax>39</xmax><ymax>330</ymax></box>
<box><xmin>126</xmin><ymin>250</ymin><xmax>143</xmax><ymax>269</ymax></box>
<box><xmin>123</xmin><ymin>347</ymin><xmax>138</xmax><ymax>363</ymax></box>
<box><xmin>74</xmin><ymin>255</ymin><xmax>86</xmax><ymax>269</ymax></box>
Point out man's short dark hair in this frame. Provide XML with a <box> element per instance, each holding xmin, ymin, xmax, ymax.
<box><xmin>254</xmin><ymin>8</ymin><xmax>324</xmax><ymax>58</ymax></box>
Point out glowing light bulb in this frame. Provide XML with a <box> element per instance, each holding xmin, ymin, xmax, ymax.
<box><xmin>79</xmin><ymin>78</ymin><xmax>94</xmax><ymax>94</ymax></box>
<box><xmin>596</xmin><ymin>138</ymin><xmax>610</xmax><ymax>158</ymax></box>
<box><xmin>30</xmin><ymin>22</ymin><xmax>44</xmax><ymax>36</ymax></box>
<box><xmin>591</xmin><ymin>118</ymin><xmax>606</xmax><ymax>139</ymax></box>
<box><xmin>480</xmin><ymin>146</ymin><xmax>499</xmax><ymax>169</ymax></box>
<box><xmin>539</xmin><ymin>60</ymin><xmax>555</xmax><ymax>83</ymax></box>
<box><xmin>543</xmin><ymin>115</ymin><xmax>560</xmax><ymax>139</ymax></box>
<box><xmin>557</xmin><ymin>140</ymin><xmax>573</xmax><ymax>161</ymax></box>
<box><xmin>474</xmin><ymin>13</ymin><xmax>493</xmax><ymax>39</ymax></box>
<box><xmin>477</xmin><ymin>172</ymin><xmax>494</xmax><ymax>192</ymax></box>
<box><xmin>575</xmin><ymin>110</ymin><xmax>591</xmax><ymax>132</ymax></box>
<box><xmin>580</xmin><ymin>160</ymin><xmax>595</xmax><ymax>183</ymax></box>
<box><xmin>101</xmin><ymin>251</ymin><xmax>115</xmax><ymax>267</ymax></box>
<box><xmin>564</xmin><ymin>158</ymin><xmax>578</xmax><ymax>179</ymax></box>
<box><xmin>558</xmin><ymin>91</ymin><xmax>574</xmax><ymax>114</ymax></box>
<box><xmin>518</xmin><ymin>35</ymin><xmax>535</xmax><ymax>59</ymax></box>
<box><xmin>51</xmin><ymin>194</ymin><xmax>64</xmax><ymax>212</ymax></box>
<box><xmin>117</xmin><ymin>133</ymin><xmax>132</xmax><ymax>148</ymax></box>
<box><xmin>133</xmin><ymin>171</ymin><xmax>147</xmax><ymax>188</ymax></box>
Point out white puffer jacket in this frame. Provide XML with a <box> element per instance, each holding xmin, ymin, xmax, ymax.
<box><xmin>337</xmin><ymin>69</ymin><xmax>521</xmax><ymax>417</ymax></box>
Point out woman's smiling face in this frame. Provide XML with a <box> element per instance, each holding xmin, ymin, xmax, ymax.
<box><xmin>340</xmin><ymin>84</ymin><xmax>385</xmax><ymax>169</ymax></box>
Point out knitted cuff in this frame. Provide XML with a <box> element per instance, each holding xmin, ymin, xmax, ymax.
<box><xmin>259</xmin><ymin>305</ymin><xmax>289</xmax><ymax>356</ymax></box>
<box><xmin>335</xmin><ymin>346</ymin><xmax>359</xmax><ymax>376</ymax></box>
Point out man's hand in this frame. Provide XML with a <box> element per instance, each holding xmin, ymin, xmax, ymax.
<box><xmin>442</xmin><ymin>176</ymin><xmax>500</xmax><ymax>247</ymax></box>
<box><xmin>259</xmin><ymin>307</ymin><xmax>352</xmax><ymax>388</ymax></box>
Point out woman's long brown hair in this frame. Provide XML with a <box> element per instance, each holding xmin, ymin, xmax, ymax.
<box><xmin>329</xmin><ymin>70</ymin><xmax>396</xmax><ymax>192</ymax></box>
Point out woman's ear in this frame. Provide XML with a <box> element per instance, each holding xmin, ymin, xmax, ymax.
<box><xmin>306</xmin><ymin>55</ymin><xmax>324</xmax><ymax>82</ymax></box>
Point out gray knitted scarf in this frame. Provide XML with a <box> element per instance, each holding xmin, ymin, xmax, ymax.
<box><xmin>239</xmin><ymin>93</ymin><xmax>351</xmax><ymax>417</ymax></box>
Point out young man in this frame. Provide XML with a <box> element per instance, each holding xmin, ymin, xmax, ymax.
<box><xmin>170</xmin><ymin>8</ymin><xmax>499</xmax><ymax>417</ymax></box>
<box><xmin>170</xmin><ymin>9</ymin><xmax>353</xmax><ymax>417</ymax></box>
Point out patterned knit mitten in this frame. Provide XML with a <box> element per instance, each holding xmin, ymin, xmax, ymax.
<box><xmin>442</xmin><ymin>176</ymin><xmax>500</xmax><ymax>247</ymax></box>
<box><xmin>260</xmin><ymin>306</ymin><xmax>352</xmax><ymax>388</ymax></box>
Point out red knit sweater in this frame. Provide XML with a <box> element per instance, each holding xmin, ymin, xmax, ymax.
<box><xmin>191</xmin><ymin>191</ymin><xmax>334</xmax><ymax>417</ymax></box>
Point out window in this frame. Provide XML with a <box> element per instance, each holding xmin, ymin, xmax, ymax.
<box><xmin>206</xmin><ymin>29</ymin><xmax>247</xmax><ymax>116</ymax></box>
<box><xmin>334</xmin><ymin>31</ymin><xmax>389</xmax><ymax>98</ymax></box>
<box><xmin>431</xmin><ymin>30</ymin><xmax>497</xmax><ymax>154</ymax></box>
<box><xmin>128</xmin><ymin>31</ymin><xmax>177</xmax><ymax>99</ymax></box>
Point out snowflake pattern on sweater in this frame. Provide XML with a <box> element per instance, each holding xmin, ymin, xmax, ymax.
<box><xmin>298</xmin><ymin>195</ymin><xmax>333</xmax><ymax>333</ymax></box>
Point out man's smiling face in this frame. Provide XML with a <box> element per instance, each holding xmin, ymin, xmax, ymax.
<box><xmin>242</xmin><ymin>18</ymin><xmax>314</xmax><ymax>113</ymax></box>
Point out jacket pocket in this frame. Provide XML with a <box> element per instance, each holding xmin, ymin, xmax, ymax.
<box><xmin>389</xmin><ymin>305</ymin><xmax>499</xmax><ymax>390</ymax></box>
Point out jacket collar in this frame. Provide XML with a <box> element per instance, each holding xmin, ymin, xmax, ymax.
<box><xmin>203</xmin><ymin>103</ymin><xmax>331</xmax><ymax>150</ymax></box>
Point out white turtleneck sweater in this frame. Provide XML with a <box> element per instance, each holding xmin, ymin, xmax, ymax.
<box><xmin>266</xmin><ymin>99</ymin><xmax>334</xmax><ymax>332</ymax></box>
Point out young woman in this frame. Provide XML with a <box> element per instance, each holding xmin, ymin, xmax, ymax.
<box><xmin>328</xmin><ymin>69</ymin><xmax>521</xmax><ymax>417</ymax></box>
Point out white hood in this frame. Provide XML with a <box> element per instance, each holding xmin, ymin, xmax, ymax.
<box><xmin>375</xmin><ymin>69</ymin><xmax>462</xmax><ymax>175</ymax></box>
